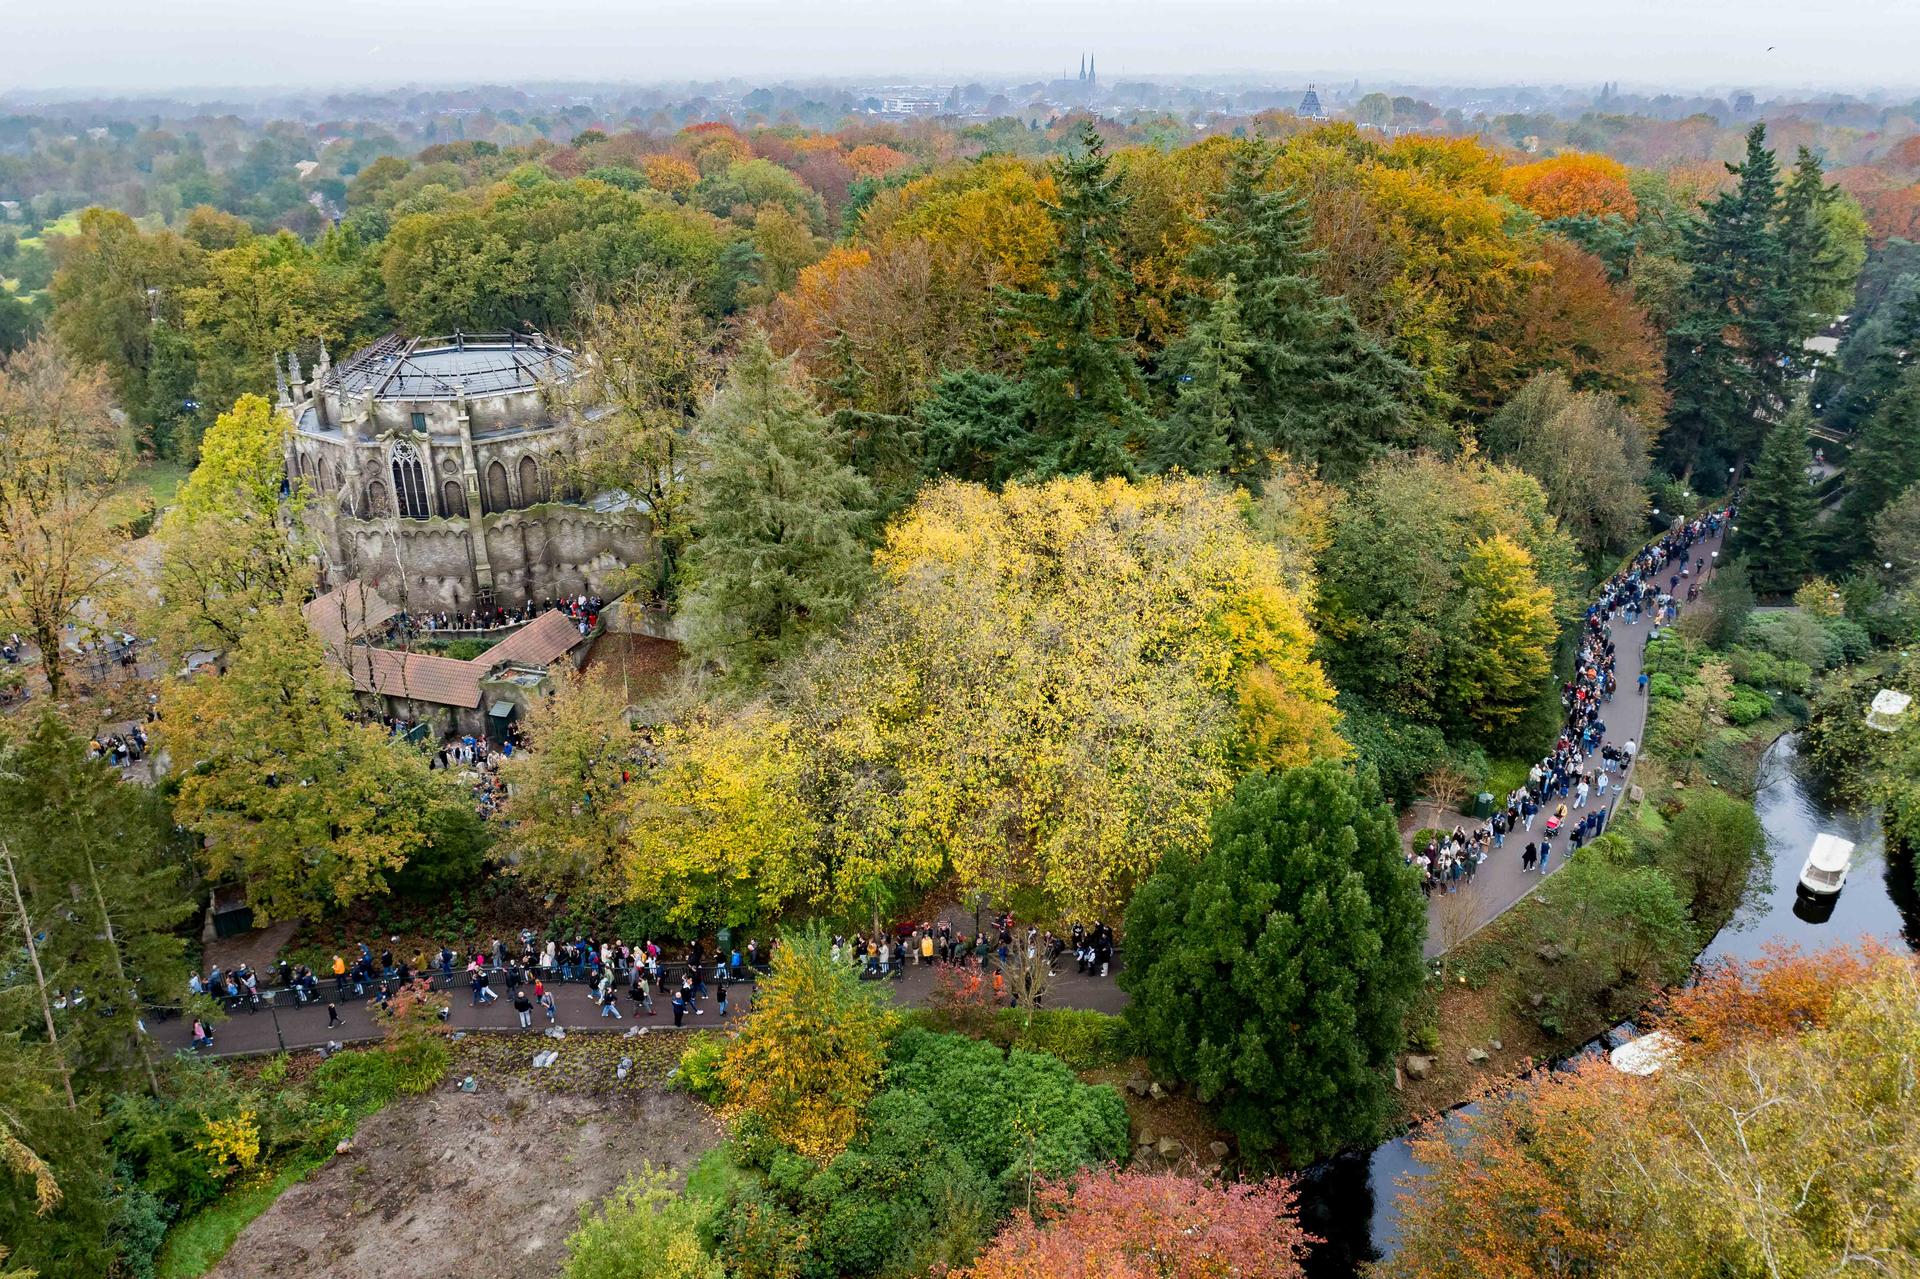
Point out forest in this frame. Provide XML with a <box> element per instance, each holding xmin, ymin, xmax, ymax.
<box><xmin>1</xmin><ymin>84</ymin><xmax>1919</xmax><ymax>1279</ymax></box>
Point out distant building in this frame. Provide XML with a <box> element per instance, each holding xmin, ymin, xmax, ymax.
<box><xmin>1733</xmin><ymin>91</ymin><xmax>1756</xmax><ymax>115</ymax></box>
<box><xmin>1298</xmin><ymin>85</ymin><xmax>1327</xmax><ymax>120</ymax></box>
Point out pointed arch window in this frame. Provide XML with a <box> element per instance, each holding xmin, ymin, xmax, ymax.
<box><xmin>391</xmin><ymin>442</ymin><xmax>430</xmax><ymax>520</ymax></box>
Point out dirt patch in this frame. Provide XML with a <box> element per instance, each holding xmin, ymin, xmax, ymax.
<box><xmin>581</xmin><ymin>632</ymin><xmax>681</xmax><ymax>703</ymax></box>
<box><xmin>207</xmin><ymin>1079</ymin><xmax>723</xmax><ymax>1279</ymax></box>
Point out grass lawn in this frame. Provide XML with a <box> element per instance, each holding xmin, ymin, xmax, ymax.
<box><xmin>120</xmin><ymin>459</ymin><xmax>193</xmax><ymax>510</ymax></box>
<box><xmin>155</xmin><ymin>1153</ymin><xmax>324</xmax><ymax>1279</ymax></box>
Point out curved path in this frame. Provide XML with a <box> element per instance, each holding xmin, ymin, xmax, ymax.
<box><xmin>1421</xmin><ymin>523</ymin><xmax>1727</xmax><ymax>959</ymax></box>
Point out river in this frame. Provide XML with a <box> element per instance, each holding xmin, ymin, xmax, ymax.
<box><xmin>1296</xmin><ymin>731</ymin><xmax>1920</xmax><ymax>1276</ymax></box>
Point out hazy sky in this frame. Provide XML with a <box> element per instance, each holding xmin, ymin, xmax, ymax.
<box><xmin>9</xmin><ymin>0</ymin><xmax>1918</xmax><ymax>94</ymax></box>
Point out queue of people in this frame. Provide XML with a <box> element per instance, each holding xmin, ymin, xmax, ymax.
<box><xmin>1412</xmin><ymin>507</ymin><xmax>1728</xmax><ymax>898</ymax></box>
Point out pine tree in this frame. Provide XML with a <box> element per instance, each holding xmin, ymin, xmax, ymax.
<box><xmin>1186</xmin><ymin>141</ymin><xmax>1417</xmax><ymax>481</ymax></box>
<box><xmin>1735</xmin><ymin>405</ymin><xmax>1818</xmax><ymax>594</ymax></box>
<box><xmin>681</xmin><ymin>330</ymin><xmax>874</xmax><ymax>674</ymax></box>
<box><xmin>1662</xmin><ymin>124</ymin><xmax>1788</xmax><ymax>475</ymax></box>
<box><xmin>1776</xmin><ymin>147</ymin><xmax>1856</xmax><ymax>328</ymax></box>
<box><xmin>1121</xmin><ymin>760</ymin><xmax>1426</xmax><ymax>1163</ymax></box>
<box><xmin>1833</xmin><ymin>362</ymin><xmax>1920</xmax><ymax>561</ymax></box>
<box><xmin>1011</xmin><ymin>122</ymin><xmax>1152</xmax><ymax>479</ymax></box>
<box><xmin>1149</xmin><ymin>277</ymin><xmax>1250</xmax><ymax>475</ymax></box>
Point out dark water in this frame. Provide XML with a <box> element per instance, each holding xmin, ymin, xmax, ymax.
<box><xmin>1298</xmin><ymin>732</ymin><xmax>1920</xmax><ymax>1276</ymax></box>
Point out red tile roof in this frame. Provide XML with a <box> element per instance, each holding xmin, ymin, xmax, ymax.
<box><xmin>304</xmin><ymin>582</ymin><xmax>401</xmax><ymax>654</ymax></box>
<box><xmin>308</xmin><ymin>595</ymin><xmax>586</xmax><ymax>709</ymax></box>
<box><xmin>484</xmin><ymin>609</ymin><xmax>586</xmax><ymax>669</ymax></box>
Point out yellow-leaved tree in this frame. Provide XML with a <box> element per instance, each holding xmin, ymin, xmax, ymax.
<box><xmin>622</xmin><ymin>704</ymin><xmax>822</xmax><ymax>929</ymax></box>
<box><xmin>1451</xmin><ymin>534</ymin><xmax>1559</xmax><ymax>735</ymax></box>
<box><xmin>718</xmin><ymin>927</ymin><xmax>896</xmax><ymax>1161</ymax></box>
<box><xmin>785</xmin><ymin>474</ymin><xmax>1343</xmax><ymax>917</ymax></box>
<box><xmin>499</xmin><ymin>670</ymin><xmax>638</xmax><ymax>896</ymax></box>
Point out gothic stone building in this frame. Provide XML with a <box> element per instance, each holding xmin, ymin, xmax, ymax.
<box><xmin>280</xmin><ymin>332</ymin><xmax>650</xmax><ymax>613</ymax></box>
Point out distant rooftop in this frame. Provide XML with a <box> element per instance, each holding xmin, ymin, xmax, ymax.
<box><xmin>324</xmin><ymin>332</ymin><xmax>577</xmax><ymax>402</ymax></box>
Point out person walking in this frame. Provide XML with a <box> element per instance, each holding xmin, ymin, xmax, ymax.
<box><xmin>671</xmin><ymin>990</ymin><xmax>686</xmax><ymax>1027</ymax></box>
<box><xmin>716</xmin><ymin>977</ymin><xmax>729</xmax><ymax>1019</ymax></box>
<box><xmin>191</xmin><ymin>1018</ymin><xmax>212</xmax><ymax>1050</ymax></box>
<box><xmin>1539</xmin><ymin>836</ymin><xmax>1554</xmax><ymax>874</ymax></box>
<box><xmin>1521</xmin><ymin>842</ymin><xmax>1537</xmax><ymax>873</ymax></box>
<box><xmin>327</xmin><ymin>1002</ymin><xmax>340</xmax><ymax>1028</ymax></box>
<box><xmin>541</xmin><ymin>989</ymin><xmax>557</xmax><ymax>1025</ymax></box>
<box><xmin>514</xmin><ymin>989</ymin><xmax>533</xmax><ymax>1029</ymax></box>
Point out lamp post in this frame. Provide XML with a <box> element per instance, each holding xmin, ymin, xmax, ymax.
<box><xmin>264</xmin><ymin>989</ymin><xmax>287</xmax><ymax>1053</ymax></box>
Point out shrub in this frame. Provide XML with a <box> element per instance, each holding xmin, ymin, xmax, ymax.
<box><xmin>564</xmin><ymin>1166</ymin><xmax>723</xmax><ymax>1279</ymax></box>
<box><xmin>107</xmin><ymin>1187</ymin><xmax>173</xmax><ymax>1279</ymax></box>
<box><xmin>999</xmin><ymin>1008</ymin><xmax>1133</xmax><ymax>1071</ymax></box>
<box><xmin>1340</xmin><ymin>703</ymin><xmax>1449</xmax><ymax>809</ymax></box>
<box><xmin>1823</xmin><ymin>618</ymin><xmax>1873</xmax><ymax>665</ymax></box>
<box><xmin>1723</xmin><ymin>684</ymin><xmax>1774</xmax><ymax>726</ymax></box>
<box><xmin>675</xmin><ymin>1036</ymin><xmax>727</xmax><ymax>1105</ymax></box>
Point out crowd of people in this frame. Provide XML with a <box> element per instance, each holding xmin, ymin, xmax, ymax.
<box><xmin>391</xmin><ymin>594</ymin><xmax>608</xmax><ymax>639</ymax></box>
<box><xmin>87</xmin><ymin>723</ymin><xmax>150</xmax><ymax>769</ymax></box>
<box><xmin>833</xmin><ymin>916</ymin><xmax>1119</xmax><ymax>987</ymax></box>
<box><xmin>1413</xmin><ymin>508</ymin><xmax>1729</xmax><ymax>899</ymax></box>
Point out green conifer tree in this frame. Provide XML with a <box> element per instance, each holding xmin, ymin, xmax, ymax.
<box><xmin>1833</xmin><ymin>362</ymin><xmax>1920</xmax><ymax>562</ymax></box>
<box><xmin>1734</xmin><ymin>404</ymin><xmax>1819</xmax><ymax>594</ymax></box>
<box><xmin>1121</xmin><ymin>760</ymin><xmax>1426</xmax><ymax>1163</ymax></box>
<box><xmin>681</xmin><ymin>330</ymin><xmax>874</xmax><ymax>674</ymax></box>
<box><xmin>1186</xmin><ymin>141</ymin><xmax>1418</xmax><ymax>481</ymax></box>
<box><xmin>1011</xmin><ymin>122</ymin><xmax>1152</xmax><ymax>479</ymax></box>
<box><xmin>1149</xmin><ymin>277</ymin><xmax>1251</xmax><ymax>476</ymax></box>
<box><xmin>1663</xmin><ymin>124</ymin><xmax>1787</xmax><ymax>475</ymax></box>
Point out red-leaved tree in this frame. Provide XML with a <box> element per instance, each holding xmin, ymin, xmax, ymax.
<box><xmin>965</xmin><ymin>1167</ymin><xmax>1314</xmax><ymax>1279</ymax></box>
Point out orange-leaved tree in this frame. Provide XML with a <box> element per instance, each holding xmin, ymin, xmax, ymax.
<box><xmin>965</xmin><ymin>1167</ymin><xmax>1314</xmax><ymax>1279</ymax></box>
<box><xmin>1503</xmin><ymin>152</ymin><xmax>1639</xmax><ymax>222</ymax></box>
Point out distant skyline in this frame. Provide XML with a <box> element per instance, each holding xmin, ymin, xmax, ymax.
<box><xmin>10</xmin><ymin>0</ymin><xmax>1919</xmax><ymax>95</ymax></box>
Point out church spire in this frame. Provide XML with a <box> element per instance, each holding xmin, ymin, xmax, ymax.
<box><xmin>1088</xmin><ymin>55</ymin><xmax>1095</xmax><ymax>85</ymax></box>
<box><xmin>1079</xmin><ymin>53</ymin><xmax>1086</xmax><ymax>81</ymax></box>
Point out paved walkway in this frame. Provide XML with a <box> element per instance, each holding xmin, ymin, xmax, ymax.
<box><xmin>147</xmin><ymin>956</ymin><xmax>1130</xmax><ymax>1059</ymax></box>
<box><xmin>1420</xmin><ymin>525</ymin><xmax>1726</xmax><ymax>959</ymax></box>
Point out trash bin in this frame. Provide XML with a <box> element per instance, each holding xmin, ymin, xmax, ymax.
<box><xmin>1473</xmin><ymin>791</ymin><xmax>1495</xmax><ymax>819</ymax></box>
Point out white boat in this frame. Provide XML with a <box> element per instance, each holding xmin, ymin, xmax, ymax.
<box><xmin>1797</xmin><ymin>834</ymin><xmax>1855</xmax><ymax>896</ymax></box>
<box><xmin>1609</xmin><ymin>1030</ymin><xmax>1679</xmax><ymax>1076</ymax></box>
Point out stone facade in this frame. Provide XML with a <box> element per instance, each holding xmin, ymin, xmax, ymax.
<box><xmin>281</xmin><ymin>333</ymin><xmax>651</xmax><ymax>613</ymax></box>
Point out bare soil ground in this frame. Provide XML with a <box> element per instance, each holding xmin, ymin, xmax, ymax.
<box><xmin>206</xmin><ymin>1077</ymin><xmax>723</xmax><ymax>1279</ymax></box>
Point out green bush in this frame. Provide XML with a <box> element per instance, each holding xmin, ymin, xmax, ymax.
<box><xmin>998</xmin><ymin>1007</ymin><xmax>1132</xmax><ymax>1071</ymax></box>
<box><xmin>563</xmin><ymin>1165</ymin><xmax>722</xmax><ymax>1279</ymax></box>
<box><xmin>1726</xmin><ymin>645</ymin><xmax>1812</xmax><ymax>694</ymax></box>
<box><xmin>1723</xmin><ymin>684</ymin><xmax>1774</xmax><ymax>726</ymax></box>
<box><xmin>1340</xmin><ymin>702</ymin><xmax>1450</xmax><ymax>809</ymax></box>
<box><xmin>675</xmin><ymin>1036</ymin><xmax>727</xmax><ymax>1105</ymax></box>
<box><xmin>311</xmin><ymin>1049</ymin><xmax>401</xmax><ymax>1116</ymax></box>
<box><xmin>1823</xmin><ymin>618</ymin><xmax>1873</xmax><ymax>665</ymax></box>
<box><xmin>108</xmin><ymin>1187</ymin><xmax>173</xmax><ymax>1279</ymax></box>
<box><xmin>1742</xmin><ymin>611</ymin><xmax>1838</xmax><ymax>670</ymax></box>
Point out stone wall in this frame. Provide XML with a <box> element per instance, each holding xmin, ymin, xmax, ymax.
<box><xmin>327</xmin><ymin>505</ymin><xmax>650</xmax><ymax>612</ymax></box>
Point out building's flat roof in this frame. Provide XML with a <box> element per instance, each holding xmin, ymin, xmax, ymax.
<box><xmin>327</xmin><ymin>334</ymin><xmax>577</xmax><ymax>402</ymax></box>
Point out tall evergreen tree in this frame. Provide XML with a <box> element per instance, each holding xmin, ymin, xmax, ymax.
<box><xmin>682</xmin><ymin>330</ymin><xmax>875</xmax><ymax>675</ymax></box>
<box><xmin>1186</xmin><ymin>141</ymin><xmax>1418</xmax><ymax>481</ymax></box>
<box><xmin>1011</xmin><ymin>122</ymin><xmax>1152</xmax><ymax>479</ymax></box>
<box><xmin>1121</xmin><ymin>760</ymin><xmax>1426</xmax><ymax>1163</ymax></box>
<box><xmin>1662</xmin><ymin>124</ymin><xmax>1787</xmax><ymax>475</ymax></box>
<box><xmin>1149</xmin><ymin>277</ymin><xmax>1250</xmax><ymax>476</ymax></box>
<box><xmin>1832</xmin><ymin>362</ymin><xmax>1920</xmax><ymax>562</ymax></box>
<box><xmin>1776</xmin><ymin>147</ymin><xmax>1860</xmax><ymax>328</ymax></box>
<box><xmin>1734</xmin><ymin>405</ymin><xmax>1818</xmax><ymax>594</ymax></box>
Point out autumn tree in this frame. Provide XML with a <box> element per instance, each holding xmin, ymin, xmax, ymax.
<box><xmin>1009</xmin><ymin>122</ymin><xmax>1153</xmax><ymax>478</ymax></box>
<box><xmin>161</xmin><ymin>604</ymin><xmax>486</xmax><ymax>920</ymax></box>
<box><xmin>498</xmin><ymin>670</ymin><xmax>636</xmax><ymax>897</ymax></box>
<box><xmin>679</xmin><ymin>331</ymin><xmax>874</xmax><ymax>677</ymax></box>
<box><xmin>0</xmin><ymin>338</ymin><xmax>130</xmax><ymax>699</ymax></box>
<box><xmin>1314</xmin><ymin>454</ymin><xmax>1580</xmax><ymax>737</ymax></box>
<box><xmin>1122</xmin><ymin>760</ymin><xmax>1426</xmax><ymax>1163</ymax></box>
<box><xmin>965</xmin><ymin>1168</ymin><xmax>1312</xmax><ymax>1279</ymax></box>
<box><xmin>1503</xmin><ymin>152</ymin><xmax>1637</xmax><ymax>221</ymax></box>
<box><xmin>1732</xmin><ymin>405</ymin><xmax>1818</xmax><ymax>594</ymax></box>
<box><xmin>717</xmin><ymin>926</ymin><xmax>897</xmax><ymax>1161</ymax></box>
<box><xmin>783</xmin><ymin>474</ymin><xmax>1344</xmax><ymax>918</ymax></box>
<box><xmin>1450</xmin><ymin>535</ymin><xmax>1558</xmax><ymax>735</ymax></box>
<box><xmin>1481</xmin><ymin>371</ymin><xmax>1651</xmax><ymax>561</ymax></box>
<box><xmin>1382</xmin><ymin>948</ymin><xmax>1920</xmax><ymax>1279</ymax></box>
<box><xmin>565</xmin><ymin>276</ymin><xmax>717</xmax><ymax>600</ymax></box>
<box><xmin>621</xmin><ymin>705</ymin><xmax>821</xmax><ymax>928</ymax></box>
<box><xmin>150</xmin><ymin>393</ymin><xmax>311</xmax><ymax>661</ymax></box>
